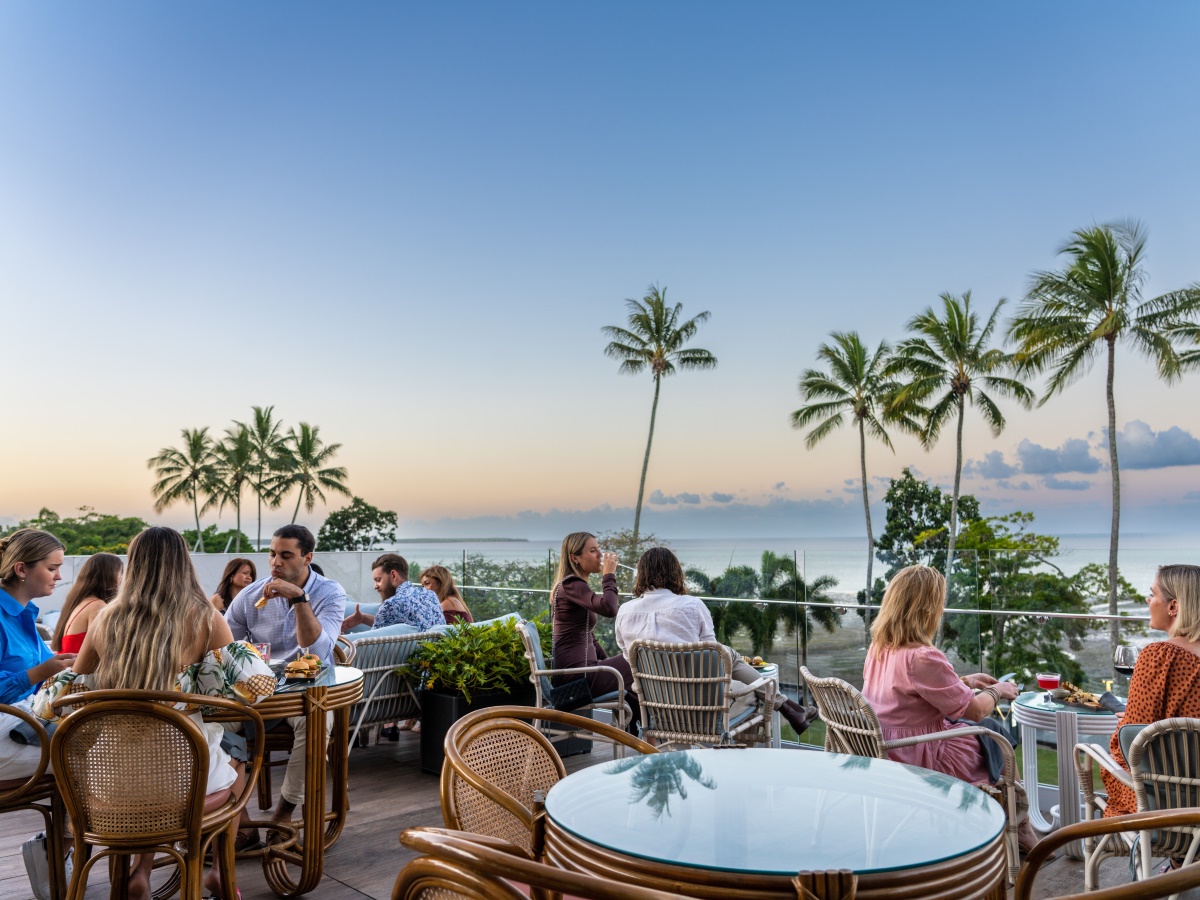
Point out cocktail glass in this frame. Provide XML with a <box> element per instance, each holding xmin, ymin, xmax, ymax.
<box><xmin>1035</xmin><ymin>672</ymin><xmax>1061</xmax><ymax>704</ymax></box>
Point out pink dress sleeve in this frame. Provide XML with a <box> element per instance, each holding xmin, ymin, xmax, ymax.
<box><xmin>908</xmin><ymin>647</ymin><xmax>974</xmax><ymax>720</ymax></box>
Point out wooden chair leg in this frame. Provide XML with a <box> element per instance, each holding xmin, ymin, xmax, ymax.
<box><xmin>110</xmin><ymin>854</ymin><xmax>131</xmax><ymax>900</ymax></box>
<box><xmin>217</xmin><ymin>822</ymin><xmax>239</xmax><ymax>900</ymax></box>
<box><xmin>257</xmin><ymin>751</ymin><xmax>273</xmax><ymax>809</ymax></box>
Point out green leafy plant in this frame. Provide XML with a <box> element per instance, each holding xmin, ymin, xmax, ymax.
<box><xmin>398</xmin><ymin>615</ymin><xmax>552</xmax><ymax>704</ymax></box>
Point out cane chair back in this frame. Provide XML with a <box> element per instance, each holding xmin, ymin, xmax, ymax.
<box><xmin>396</xmin><ymin>827</ymin><xmax>698</xmax><ymax>900</ymax></box>
<box><xmin>627</xmin><ymin>640</ymin><xmax>769</xmax><ymax>748</ymax></box>
<box><xmin>800</xmin><ymin>667</ymin><xmax>888</xmax><ymax>757</ymax></box>
<box><xmin>346</xmin><ymin>629</ymin><xmax>442</xmax><ymax>748</ymax></box>
<box><xmin>0</xmin><ymin>702</ymin><xmax>67</xmax><ymax>900</ymax></box>
<box><xmin>50</xmin><ymin>690</ymin><xmax>265</xmax><ymax>900</ymax></box>
<box><xmin>441</xmin><ymin>706</ymin><xmax>656</xmax><ymax>857</ymax></box>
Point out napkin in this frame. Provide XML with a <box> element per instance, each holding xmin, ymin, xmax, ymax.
<box><xmin>1099</xmin><ymin>691</ymin><xmax>1126</xmax><ymax>715</ymax></box>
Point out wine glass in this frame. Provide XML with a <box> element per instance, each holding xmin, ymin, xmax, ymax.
<box><xmin>1035</xmin><ymin>671</ymin><xmax>1061</xmax><ymax>704</ymax></box>
<box><xmin>1113</xmin><ymin>645</ymin><xmax>1139</xmax><ymax>689</ymax></box>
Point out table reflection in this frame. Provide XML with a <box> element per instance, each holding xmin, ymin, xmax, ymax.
<box><xmin>604</xmin><ymin>752</ymin><xmax>716</xmax><ymax>819</ymax></box>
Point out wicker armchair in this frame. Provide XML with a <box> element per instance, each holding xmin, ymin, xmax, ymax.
<box><xmin>1016</xmin><ymin>809</ymin><xmax>1200</xmax><ymax>900</ymax></box>
<box><xmin>0</xmin><ymin>702</ymin><xmax>68</xmax><ymax>900</ymax></box>
<box><xmin>440</xmin><ymin>706</ymin><xmax>656</xmax><ymax>859</ymax></box>
<box><xmin>49</xmin><ymin>690</ymin><xmax>265</xmax><ymax>900</ymax></box>
<box><xmin>800</xmin><ymin>666</ymin><xmax>1021</xmax><ymax>886</ymax></box>
<box><xmin>1076</xmin><ymin>717</ymin><xmax>1200</xmax><ymax>891</ymax></box>
<box><xmin>626</xmin><ymin>639</ymin><xmax>773</xmax><ymax>749</ymax></box>
<box><xmin>516</xmin><ymin>619</ymin><xmax>630</xmax><ymax>755</ymax></box>
<box><xmin>395</xmin><ymin>826</ymin><xmax>696</xmax><ymax>900</ymax></box>
<box><xmin>345</xmin><ymin>628</ymin><xmax>443</xmax><ymax>748</ymax></box>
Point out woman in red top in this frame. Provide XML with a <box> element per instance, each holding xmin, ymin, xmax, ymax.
<box><xmin>50</xmin><ymin>552</ymin><xmax>122</xmax><ymax>653</ymax></box>
<box><xmin>420</xmin><ymin>565</ymin><xmax>474</xmax><ymax>626</ymax></box>
<box><xmin>551</xmin><ymin>532</ymin><xmax>638</xmax><ymax>727</ymax></box>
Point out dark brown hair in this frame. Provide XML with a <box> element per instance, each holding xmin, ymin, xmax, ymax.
<box><xmin>274</xmin><ymin>524</ymin><xmax>316</xmax><ymax>555</ymax></box>
<box><xmin>633</xmin><ymin>547</ymin><xmax>687</xmax><ymax>597</ymax></box>
<box><xmin>51</xmin><ymin>552</ymin><xmax>122</xmax><ymax>652</ymax></box>
<box><xmin>372</xmin><ymin>552</ymin><xmax>409</xmax><ymax>580</ymax></box>
<box><xmin>215</xmin><ymin>558</ymin><xmax>257</xmax><ymax>604</ymax></box>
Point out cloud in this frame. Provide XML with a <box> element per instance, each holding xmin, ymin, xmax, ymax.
<box><xmin>997</xmin><ymin>479</ymin><xmax>1035</xmax><ymax>491</ymax></box>
<box><xmin>1116</xmin><ymin>420</ymin><xmax>1200</xmax><ymax>470</ymax></box>
<box><xmin>1043</xmin><ymin>474</ymin><xmax>1091</xmax><ymax>491</ymax></box>
<box><xmin>710</xmin><ymin>492</ymin><xmax>735</xmax><ymax>503</ymax></box>
<box><xmin>1017</xmin><ymin>438</ymin><xmax>1102</xmax><ymax>475</ymax></box>
<box><xmin>964</xmin><ymin>451</ymin><xmax>1018</xmax><ymax>479</ymax></box>
<box><xmin>648</xmin><ymin>490</ymin><xmax>677</xmax><ymax>505</ymax></box>
<box><xmin>677</xmin><ymin>492</ymin><xmax>701</xmax><ymax>504</ymax></box>
<box><xmin>773</xmin><ymin>482</ymin><xmax>786</xmax><ymax>491</ymax></box>
<box><xmin>650</xmin><ymin>489</ymin><xmax>701</xmax><ymax>505</ymax></box>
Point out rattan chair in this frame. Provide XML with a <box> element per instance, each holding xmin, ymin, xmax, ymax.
<box><xmin>395</xmin><ymin>826</ymin><xmax>697</xmax><ymax>900</ymax></box>
<box><xmin>345</xmin><ymin>628</ymin><xmax>443</xmax><ymax>749</ymax></box>
<box><xmin>50</xmin><ymin>689</ymin><xmax>265</xmax><ymax>900</ymax></box>
<box><xmin>440</xmin><ymin>706</ymin><xmax>656</xmax><ymax>858</ymax></box>
<box><xmin>626</xmin><ymin>639</ymin><xmax>774</xmax><ymax>749</ymax></box>
<box><xmin>516</xmin><ymin>619</ymin><xmax>630</xmax><ymax>755</ymax></box>
<box><xmin>1076</xmin><ymin>717</ymin><xmax>1200</xmax><ymax>892</ymax></box>
<box><xmin>800</xmin><ymin>666</ymin><xmax>1021</xmax><ymax>886</ymax></box>
<box><xmin>0</xmin><ymin>702</ymin><xmax>68</xmax><ymax>900</ymax></box>
<box><xmin>1016</xmin><ymin>809</ymin><xmax>1200</xmax><ymax>900</ymax></box>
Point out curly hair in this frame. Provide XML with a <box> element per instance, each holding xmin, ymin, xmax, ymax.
<box><xmin>633</xmin><ymin>547</ymin><xmax>687</xmax><ymax>597</ymax></box>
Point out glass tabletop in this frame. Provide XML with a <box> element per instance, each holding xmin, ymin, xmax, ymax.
<box><xmin>273</xmin><ymin>664</ymin><xmax>363</xmax><ymax>694</ymax></box>
<box><xmin>544</xmin><ymin>748</ymin><xmax>1005</xmax><ymax>875</ymax></box>
<box><xmin>1013</xmin><ymin>690</ymin><xmax>1118</xmax><ymax>717</ymax></box>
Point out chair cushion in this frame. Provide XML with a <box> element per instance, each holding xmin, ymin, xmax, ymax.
<box><xmin>1118</xmin><ymin>724</ymin><xmax>1148</xmax><ymax>763</ymax></box>
<box><xmin>343</xmin><ymin>601</ymin><xmax>382</xmax><ymax>633</ymax></box>
<box><xmin>203</xmin><ymin>787</ymin><xmax>233</xmax><ymax>813</ymax></box>
<box><xmin>729</xmin><ymin>707</ymin><xmax>755</xmax><ymax>728</ymax></box>
<box><xmin>591</xmin><ymin>691</ymin><xmax>621</xmax><ymax>704</ymax></box>
<box><xmin>346</xmin><ymin>622</ymin><xmax>419</xmax><ymax>641</ymax></box>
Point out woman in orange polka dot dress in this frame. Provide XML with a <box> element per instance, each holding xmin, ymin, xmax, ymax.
<box><xmin>1102</xmin><ymin>564</ymin><xmax>1200</xmax><ymax>817</ymax></box>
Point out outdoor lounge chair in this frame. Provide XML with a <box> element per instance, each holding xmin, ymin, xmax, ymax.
<box><xmin>626</xmin><ymin>639</ymin><xmax>773</xmax><ymax>749</ymax></box>
<box><xmin>800</xmin><ymin>666</ymin><xmax>1021</xmax><ymax>886</ymax></box>
<box><xmin>345</xmin><ymin>626</ymin><xmax>444</xmax><ymax>748</ymax></box>
<box><xmin>1076</xmin><ymin>717</ymin><xmax>1200</xmax><ymax>893</ymax></box>
<box><xmin>516</xmin><ymin>619</ymin><xmax>630</xmax><ymax>756</ymax></box>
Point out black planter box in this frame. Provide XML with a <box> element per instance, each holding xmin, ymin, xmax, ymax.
<box><xmin>420</xmin><ymin>685</ymin><xmax>536</xmax><ymax>775</ymax></box>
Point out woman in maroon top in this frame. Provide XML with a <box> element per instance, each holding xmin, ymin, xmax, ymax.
<box><xmin>551</xmin><ymin>532</ymin><xmax>638</xmax><ymax>727</ymax></box>
<box><xmin>420</xmin><ymin>565</ymin><xmax>474</xmax><ymax>626</ymax></box>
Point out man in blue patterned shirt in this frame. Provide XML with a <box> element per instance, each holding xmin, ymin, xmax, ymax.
<box><xmin>342</xmin><ymin>553</ymin><xmax>446</xmax><ymax>632</ymax></box>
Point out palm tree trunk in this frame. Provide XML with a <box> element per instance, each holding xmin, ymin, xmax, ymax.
<box><xmin>632</xmin><ymin>375</ymin><xmax>662</xmax><ymax>546</ymax></box>
<box><xmin>291</xmin><ymin>479</ymin><xmax>304</xmax><ymax>523</ymax></box>
<box><xmin>256</xmin><ymin>482</ymin><xmax>263</xmax><ymax>550</ymax></box>
<box><xmin>192</xmin><ymin>488</ymin><xmax>204</xmax><ymax>552</ymax></box>
<box><xmin>235</xmin><ymin>495</ymin><xmax>243</xmax><ymax>553</ymax></box>
<box><xmin>945</xmin><ymin>396</ymin><xmax>965</xmax><ymax>579</ymax></box>
<box><xmin>1106</xmin><ymin>337</ymin><xmax>1121</xmax><ymax>654</ymax></box>
<box><xmin>858</xmin><ymin>419</ymin><xmax>874</xmax><ymax>634</ymax></box>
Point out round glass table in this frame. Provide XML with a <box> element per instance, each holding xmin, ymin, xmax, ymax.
<box><xmin>543</xmin><ymin>748</ymin><xmax>1007</xmax><ymax>899</ymax></box>
<box><xmin>1011</xmin><ymin>691</ymin><xmax>1120</xmax><ymax>857</ymax></box>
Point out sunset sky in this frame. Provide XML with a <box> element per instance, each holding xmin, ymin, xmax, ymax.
<box><xmin>2</xmin><ymin>3</ymin><xmax>1199</xmax><ymax>540</ymax></box>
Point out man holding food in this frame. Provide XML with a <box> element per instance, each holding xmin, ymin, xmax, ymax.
<box><xmin>225</xmin><ymin>524</ymin><xmax>346</xmax><ymax>842</ymax></box>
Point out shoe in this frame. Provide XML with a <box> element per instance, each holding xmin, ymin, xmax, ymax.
<box><xmin>22</xmin><ymin>831</ymin><xmax>51</xmax><ymax>900</ymax></box>
<box><xmin>779</xmin><ymin>700</ymin><xmax>819</xmax><ymax>735</ymax></box>
<box><xmin>381</xmin><ymin>725</ymin><xmax>400</xmax><ymax>741</ymax></box>
<box><xmin>235</xmin><ymin>829</ymin><xmax>264</xmax><ymax>853</ymax></box>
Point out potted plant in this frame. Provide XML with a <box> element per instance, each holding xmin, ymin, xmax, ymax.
<box><xmin>399</xmin><ymin>616</ymin><xmax>547</xmax><ymax>774</ymax></box>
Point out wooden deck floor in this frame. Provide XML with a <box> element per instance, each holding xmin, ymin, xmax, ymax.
<box><xmin>1</xmin><ymin>733</ymin><xmax>1195</xmax><ymax>899</ymax></box>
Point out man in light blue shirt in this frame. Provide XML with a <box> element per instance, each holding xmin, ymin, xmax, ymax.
<box><xmin>225</xmin><ymin>524</ymin><xmax>344</xmax><ymax>836</ymax></box>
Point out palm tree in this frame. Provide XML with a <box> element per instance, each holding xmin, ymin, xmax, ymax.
<box><xmin>602</xmin><ymin>285</ymin><xmax>717</xmax><ymax>544</ymax></box>
<box><xmin>207</xmin><ymin>424</ymin><xmax>255</xmax><ymax>552</ymax></box>
<box><xmin>791</xmin><ymin>332</ymin><xmax>910</xmax><ymax>616</ymax></box>
<box><xmin>1008</xmin><ymin>221</ymin><xmax>1200</xmax><ymax>651</ymax></box>
<box><xmin>147</xmin><ymin>428</ymin><xmax>219</xmax><ymax>550</ymax></box>
<box><xmin>889</xmin><ymin>292</ymin><xmax>1035</xmax><ymax>576</ymax></box>
<box><xmin>238</xmin><ymin>405</ymin><xmax>288</xmax><ymax>549</ymax></box>
<box><xmin>277</xmin><ymin>422</ymin><xmax>352</xmax><ymax>523</ymax></box>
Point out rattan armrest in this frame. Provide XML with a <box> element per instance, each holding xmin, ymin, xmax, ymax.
<box><xmin>728</xmin><ymin>676</ymin><xmax>767</xmax><ymax>699</ymax></box>
<box><xmin>548</xmin><ymin>664</ymin><xmax>625</xmax><ymax>698</ymax></box>
<box><xmin>1076</xmin><ymin>742</ymin><xmax>1132</xmax><ymax>788</ymax></box>
<box><xmin>0</xmin><ymin>702</ymin><xmax>50</xmax><ymax>799</ymax></box>
<box><xmin>883</xmin><ymin>726</ymin><xmax>1017</xmax><ymax>781</ymax></box>
<box><xmin>402</xmin><ymin>825</ymin><xmax>534</xmax><ymax>860</ymax></box>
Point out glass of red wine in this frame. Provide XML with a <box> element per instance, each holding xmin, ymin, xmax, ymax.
<box><xmin>1113</xmin><ymin>645</ymin><xmax>1139</xmax><ymax>688</ymax></box>
<box><xmin>1035</xmin><ymin>671</ymin><xmax>1061</xmax><ymax>704</ymax></box>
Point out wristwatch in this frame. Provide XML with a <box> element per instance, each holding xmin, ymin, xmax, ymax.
<box><xmin>288</xmin><ymin>592</ymin><xmax>310</xmax><ymax>608</ymax></box>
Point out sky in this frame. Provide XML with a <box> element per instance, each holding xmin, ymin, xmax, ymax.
<box><xmin>2</xmin><ymin>2</ymin><xmax>1199</xmax><ymax>540</ymax></box>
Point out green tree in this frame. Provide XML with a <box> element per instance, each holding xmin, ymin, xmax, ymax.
<box><xmin>875</xmin><ymin>468</ymin><xmax>981</xmax><ymax>583</ymax></box>
<box><xmin>316</xmin><ymin>497</ymin><xmax>397</xmax><ymax>551</ymax></box>
<box><xmin>209</xmin><ymin>424</ymin><xmax>255</xmax><ymax>552</ymax></box>
<box><xmin>791</xmin><ymin>332</ymin><xmax>912</xmax><ymax>617</ymax></box>
<box><xmin>277</xmin><ymin>422</ymin><xmax>351</xmax><ymax>523</ymax></box>
<box><xmin>180</xmin><ymin>525</ymin><xmax>256</xmax><ymax>555</ymax></box>
<box><xmin>1009</xmin><ymin>220</ymin><xmax>1200</xmax><ymax>652</ymax></box>
<box><xmin>457</xmin><ymin>554</ymin><xmax>555</xmax><ymax>623</ymax></box>
<box><xmin>1</xmin><ymin>507</ymin><xmax>149</xmax><ymax>554</ymax></box>
<box><xmin>238</xmin><ymin>405</ymin><xmax>289</xmax><ymax>549</ymax></box>
<box><xmin>147</xmin><ymin>427</ymin><xmax>219</xmax><ymax>550</ymax></box>
<box><xmin>602</xmin><ymin>285</ymin><xmax>717</xmax><ymax>545</ymax></box>
<box><xmin>888</xmin><ymin>292</ymin><xmax>1035</xmax><ymax>576</ymax></box>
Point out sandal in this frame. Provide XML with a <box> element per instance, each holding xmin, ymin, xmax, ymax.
<box><xmin>234</xmin><ymin>829</ymin><xmax>263</xmax><ymax>853</ymax></box>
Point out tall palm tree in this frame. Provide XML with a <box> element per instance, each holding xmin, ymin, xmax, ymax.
<box><xmin>277</xmin><ymin>422</ymin><xmax>352</xmax><ymax>523</ymax></box>
<box><xmin>889</xmin><ymin>292</ymin><xmax>1035</xmax><ymax>576</ymax></box>
<box><xmin>603</xmin><ymin>285</ymin><xmax>717</xmax><ymax>544</ymax></box>
<box><xmin>147</xmin><ymin>428</ymin><xmax>219</xmax><ymax>550</ymax></box>
<box><xmin>1009</xmin><ymin>221</ymin><xmax>1200</xmax><ymax>650</ymax></box>
<box><xmin>791</xmin><ymin>332</ymin><xmax>910</xmax><ymax>615</ymax></box>
<box><xmin>207</xmin><ymin>424</ymin><xmax>255</xmax><ymax>552</ymax></box>
<box><xmin>238</xmin><ymin>405</ymin><xmax>288</xmax><ymax>549</ymax></box>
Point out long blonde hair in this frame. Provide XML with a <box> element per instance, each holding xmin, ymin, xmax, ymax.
<box><xmin>869</xmin><ymin>565</ymin><xmax>946</xmax><ymax>658</ymax></box>
<box><xmin>0</xmin><ymin>529</ymin><xmax>64</xmax><ymax>588</ymax></box>
<box><xmin>420</xmin><ymin>565</ymin><xmax>463</xmax><ymax>605</ymax></box>
<box><xmin>550</xmin><ymin>532</ymin><xmax>594</xmax><ymax>601</ymax></box>
<box><xmin>1158</xmin><ymin>564</ymin><xmax>1200</xmax><ymax>642</ymax></box>
<box><xmin>93</xmin><ymin>527</ymin><xmax>213</xmax><ymax>691</ymax></box>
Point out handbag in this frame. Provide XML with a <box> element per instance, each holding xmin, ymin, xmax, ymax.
<box><xmin>953</xmin><ymin>713</ymin><xmax>1018</xmax><ymax>784</ymax></box>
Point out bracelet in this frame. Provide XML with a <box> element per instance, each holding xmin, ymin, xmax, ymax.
<box><xmin>982</xmin><ymin>687</ymin><xmax>1000</xmax><ymax>707</ymax></box>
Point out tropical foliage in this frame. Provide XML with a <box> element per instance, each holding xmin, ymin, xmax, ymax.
<box><xmin>0</xmin><ymin>507</ymin><xmax>149</xmax><ymax>555</ymax></box>
<box><xmin>148</xmin><ymin>427</ymin><xmax>220</xmax><ymax>550</ymax></box>
<box><xmin>316</xmin><ymin>497</ymin><xmax>397</xmax><ymax>551</ymax></box>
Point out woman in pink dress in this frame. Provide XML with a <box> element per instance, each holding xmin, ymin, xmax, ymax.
<box><xmin>862</xmin><ymin>565</ymin><xmax>1038</xmax><ymax>851</ymax></box>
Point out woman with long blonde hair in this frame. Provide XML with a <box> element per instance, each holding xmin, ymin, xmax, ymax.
<box><xmin>550</xmin><ymin>531</ymin><xmax>638</xmax><ymax>727</ymax></box>
<box><xmin>420</xmin><ymin>565</ymin><xmax>473</xmax><ymax>626</ymax></box>
<box><xmin>49</xmin><ymin>527</ymin><xmax>274</xmax><ymax>899</ymax></box>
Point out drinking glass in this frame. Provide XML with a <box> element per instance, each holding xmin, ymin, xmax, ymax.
<box><xmin>253</xmin><ymin>642</ymin><xmax>271</xmax><ymax>664</ymax></box>
<box><xmin>1113</xmin><ymin>645</ymin><xmax>1139</xmax><ymax>686</ymax></box>
<box><xmin>1035</xmin><ymin>672</ymin><xmax>1061</xmax><ymax>704</ymax></box>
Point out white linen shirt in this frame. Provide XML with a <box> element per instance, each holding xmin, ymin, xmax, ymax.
<box><xmin>614</xmin><ymin>588</ymin><xmax>717</xmax><ymax>656</ymax></box>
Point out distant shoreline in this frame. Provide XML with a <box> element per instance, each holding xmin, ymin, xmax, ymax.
<box><xmin>394</xmin><ymin>537</ymin><xmax>530</xmax><ymax>544</ymax></box>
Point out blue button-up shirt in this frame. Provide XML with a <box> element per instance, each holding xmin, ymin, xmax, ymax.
<box><xmin>374</xmin><ymin>581</ymin><xmax>446</xmax><ymax>631</ymax></box>
<box><xmin>225</xmin><ymin>569</ymin><xmax>345</xmax><ymax>665</ymax></box>
<box><xmin>0</xmin><ymin>587</ymin><xmax>53</xmax><ymax>705</ymax></box>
